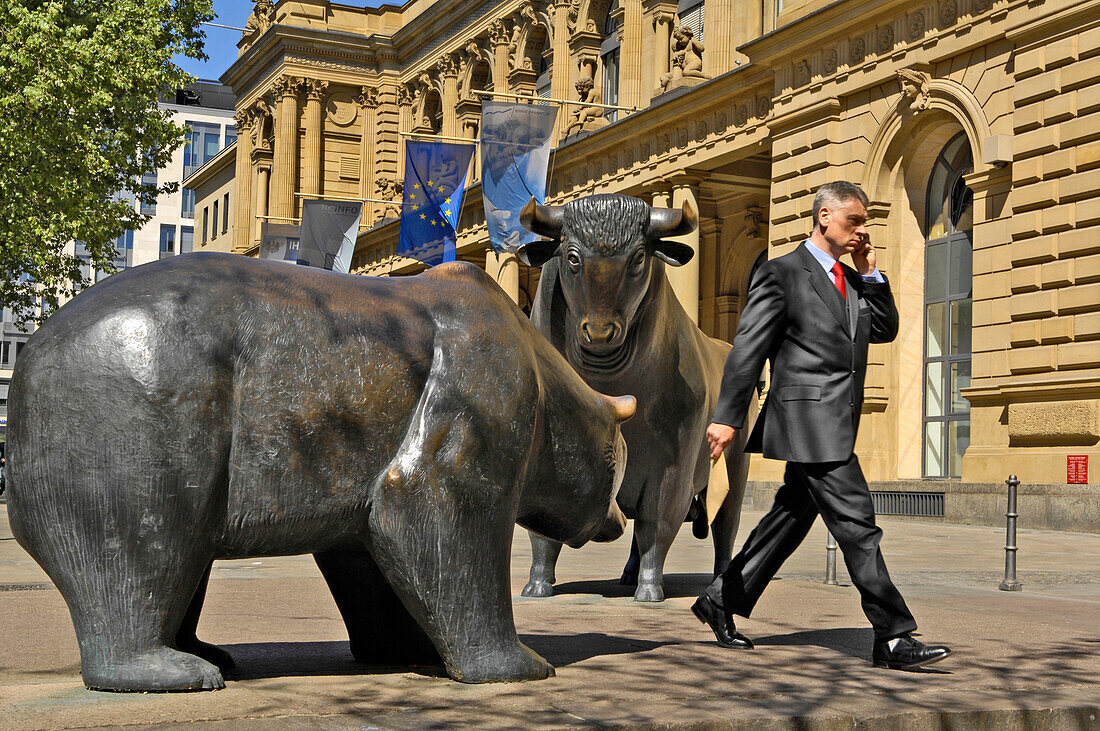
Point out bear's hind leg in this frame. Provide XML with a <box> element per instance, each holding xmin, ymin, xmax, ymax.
<box><xmin>314</xmin><ymin>548</ymin><xmax>441</xmax><ymax>667</ymax></box>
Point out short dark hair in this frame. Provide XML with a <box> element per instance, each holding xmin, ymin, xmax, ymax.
<box><xmin>812</xmin><ymin>181</ymin><xmax>869</xmax><ymax>227</ymax></box>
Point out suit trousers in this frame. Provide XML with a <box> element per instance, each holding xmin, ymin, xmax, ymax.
<box><xmin>703</xmin><ymin>454</ymin><xmax>918</xmax><ymax>641</ymax></box>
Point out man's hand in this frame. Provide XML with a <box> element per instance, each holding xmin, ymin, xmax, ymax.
<box><xmin>706</xmin><ymin>422</ymin><xmax>738</xmax><ymax>461</ymax></box>
<box><xmin>851</xmin><ymin>232</ymin><xmax>876</xmax><ymax>276</ymax></box>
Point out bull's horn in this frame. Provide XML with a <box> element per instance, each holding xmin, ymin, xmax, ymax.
<box><xmin>519</xmin><ymin>197</ymin><xmax>565</xmax><ymax>238</ymax></box>
<box><xmin>647</xmin><ymin>200</ymin><xmax>698</xmax><ymax>239</ymax></box>
<box><xmin>606</xmin><ymin>394</ymin><xmax>637</xmax><ymax>422</ymax></box>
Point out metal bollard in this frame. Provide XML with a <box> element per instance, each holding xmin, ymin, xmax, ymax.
<box><xmin>999</xmin><ymin>475</ymin><xmax>1022</xmax><ymax>591</ymax></box>
<box><xmin>824</xmin><ymin>529</ymin><xmax>839</xmax><ymax>585</ymax></box>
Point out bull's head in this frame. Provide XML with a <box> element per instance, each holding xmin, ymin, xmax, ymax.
<box><xmin>518</xmin><ymin>194</ymin><xmax>696</xmax><ymax>356</ymax></box>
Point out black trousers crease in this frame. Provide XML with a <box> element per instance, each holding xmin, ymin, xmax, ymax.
<box><xmin>704</xmin><ymin>454</ymin><xmax>917</xmax><ymax>641</ymax></box>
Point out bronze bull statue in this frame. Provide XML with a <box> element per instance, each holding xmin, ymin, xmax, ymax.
<box><xmin>517</xmin><ymin>193</ymin><xmax>751</xmax><ymax>602</ymax></box>
<box><xmin>7</xmin><ymin>253</ymin><xmax>634</xmax><ymax>692</ymax></box>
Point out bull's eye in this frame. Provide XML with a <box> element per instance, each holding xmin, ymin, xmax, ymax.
<box><xmin>629</xmin><ymin>249</ymin><xmax>646</xmax><ymax>275</ymax></box>
<box><xmin>566</xmin><ymin>249</ymin><xmax>582</xmax><ymax>269</ymax></box>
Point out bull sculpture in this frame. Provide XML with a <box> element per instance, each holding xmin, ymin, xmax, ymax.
<box><xmin>517</xmin><ymin>193</ymin><xmax>751</xmax><ymax>602</ymax></box>
<box><xmin>7</xmin><ymin>254</ymin><xmax>635</xmax><ymax>692</ymax></box>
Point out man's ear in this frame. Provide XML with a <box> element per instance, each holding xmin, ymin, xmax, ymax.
<box><xmin>517</xmin><ymin>239</ymin><xmax>560</xmax><ymax>267</ymax></box>
<box><xmin>650</xmin><ymin>239</ymin><xmax>694</xmax><ymax>267</ymax></box>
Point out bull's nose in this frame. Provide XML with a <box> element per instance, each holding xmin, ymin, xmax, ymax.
<box><xmin>580</xmin><ymin>319</ymin><xmax>621</xmax><ymax>344</ymax></box>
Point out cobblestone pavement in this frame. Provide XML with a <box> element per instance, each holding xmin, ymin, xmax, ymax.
<box><xmin>2</xmin><ymin>502</ymin><xmax>1099</xmax><ymax>729</ymax></box>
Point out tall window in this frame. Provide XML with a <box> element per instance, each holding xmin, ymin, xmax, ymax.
<box><xmin>601</xmin><ymin>0</ymin><xmax>621</xmax><ymax>123</ymax></box>
<box><xmin>180</xmin><ymin>225</ymin><xmax>194</xmax><ymax>254</ymax></box>
<box><xmin>211</xmin><ymin>201</ymin><xmax>219</xmax><ymax>241</ymax></box>
<box><xmin>160</xmin><ymin>224</ymin><xmax>176</xmax><ymax>259</ymax></box>
<box><xmin>923</xmin><ymin>133</ymin><xmax>974</xmax><ymax>478</ymax></box>
<box><xmin>202</xmin><ymin>207</ymin><xmax>209</xmax><ymax>244</ymax></box>
<box><xmin>222</xmin><ymin>192</ymin><xmax>230</xmax><ymax>234</ymax></box>
<box><xmin>140</xmin><ymin>170</ymin><xmax>158</xmax><ymax>216</ymax></box>
<box><xmin>182</xmin><ymin>188</ymin><xmax>195</xmax><ymax>219</ymax></box>
<box><xmin>224</xmin><ymin>124</ymin><xmax>237</xmax><ymax>148</ymax></box>
<box><xmin>184</xmin><ymin>121</ymin><xmax>222</xmax><ymax>177</ymax></box>
<box><xmin>677</xmin><ymin>0</ymin><xmax>705</xmax><ymax>45</ymax></box>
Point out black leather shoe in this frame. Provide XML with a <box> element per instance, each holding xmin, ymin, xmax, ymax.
<box><xmin>872</xmin><ymin>634</ymin><xmax>951</xmax><ymax>670</ymax></box>
<box><xmin>691</xmin><ymin>595</ymin><xmax>753</xmax><ymax>649</ymax></box>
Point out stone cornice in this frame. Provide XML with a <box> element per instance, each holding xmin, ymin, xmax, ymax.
<box><xmin>963</xmin><ymin>369</ymin><xmax>1100</xmax><ymax>404</ymax></box>
<box><xmin>1005</xmin><ymin>0</ymin><xmax>1100</xmax><ymax>47</ymax></box>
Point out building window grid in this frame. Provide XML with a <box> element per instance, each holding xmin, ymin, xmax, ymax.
<box><xmin>223</xmin><ymin>193</ymin><xmax>230</xmax><ymax>234</ymax></box>
<box><xmin>601</xmin><ymin>0</ymin><xmax>621</xmax><ymax>123</ymax></box>
<box><xmin>160</xmin><ymin>224</ymin><xmax>176</xmax><ymax>259</ymax></box>
<box><xmin>922</xmin><ymin>132</ymin><xmax>974</xmax><ymax>479</ymax></box>
<box><xmin>211</xmin><ymin>201</ymin><xmax>219</xmax><ymax>241</ymax></box>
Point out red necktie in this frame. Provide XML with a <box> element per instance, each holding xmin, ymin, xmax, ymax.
<box><xmin>831</xmin><ymin>261</ymin><xmax>847</xmax><ymax>300</ymax></box>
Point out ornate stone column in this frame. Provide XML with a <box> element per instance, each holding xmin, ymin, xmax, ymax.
<box><xmin>271</xmin><ymin>75</ymin><xmax>303</xmax><ymax>221</ymax></box>
<box><xmin>438</xmin><ymin>56</ymin><xmax>459</xmax><ymax>138</ymax></box>
<box><xmin>551</xmin><ymin>0</ymin><xmax>573</xmax><ymax>142</ymax></box>
<box><xmin>232</xmin><ymin>108</ymin><xmax>254</xmax><ymax>253</ymax></box>
<box><xmin>357</xmin><ymin>86</ymin><xmax>380</xmax><ymax>223</ymax></box>
<box><xmin>668</xmin><ymin>175</ymin><xmax>703</xmax><ymax>323</ymax></box>
<box><xmin>620</xmin><ymin>0</ymin><xmax>644</xmax><ymax>109</ymax></box>
<box><xmin>489</xmin><ymin>19</ymin><xmax>511</xmax><ymax>93</ymax></box>
<box><xmin>485</xmin><ymin>251</ymin><xmax>520</xmax><ymax>304</ymax></box>
<box><xmin>702</xmin><ymin>0</ymin><xmax>757</xmax><ymax>75</ymax></box>
<box><xmin>302</xmin><ymin>79</ymin><xmax>328</xmax><ymax>200</ymax></box>
<box><xmin>397</xmin><ymin>84</ymin><xmax>414</xmax><ymax>176</ymax></box>
<box><xmin>252</xmin><ymin>160</ymin><xmax>272</xmax><ymax>245</ymax></box>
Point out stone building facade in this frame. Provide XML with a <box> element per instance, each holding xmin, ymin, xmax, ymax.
<box><xmin>203</xmin><ymin>0</ymin><xmax>1100</xmax><ymax>530</ymax></box>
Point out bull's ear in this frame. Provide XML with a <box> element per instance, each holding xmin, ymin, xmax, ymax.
<box><xmin>651</xmin><ymin>239</ymin><xmax>695</xmax><ymax>267</ymax></box>
<box><xmin>517</xmin><ymin>238</ymin><xmax>561</xmax><ymax>267</ymax></box>
<box><xmin>519</xmin><ymin>197</ymin><xmax>564</xmax><ymax>238</ymax></box>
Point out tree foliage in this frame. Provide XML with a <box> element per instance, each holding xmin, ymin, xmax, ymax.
<box><xmin>0</xmin><ymin>0</ymin><xmax>214</xmax><ymax>325</ymax></box>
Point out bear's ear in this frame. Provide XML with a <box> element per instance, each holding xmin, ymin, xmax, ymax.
<box><xmin>650</xmin><ymin>239</ymin><xmax>695</xmax><ymax>267</ymax></box>
<box><xmin>517</xmin><ymin>239</ymin><xmax>561</xmax><ymax>267</ymax></box>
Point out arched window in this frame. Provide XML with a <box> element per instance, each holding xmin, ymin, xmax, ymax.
<box><xmin>601</xmin><ymin>0</ymin><xmax>621</xmax><ymax>122</ymax></box>
<box><xmin>923</xmin><ymin>132</ymin><xmax>973</xmax><ymax>478</ymax></box>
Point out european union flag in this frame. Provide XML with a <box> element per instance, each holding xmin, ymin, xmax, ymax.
<box><xmin>399</xmin><ymin>140</ymin><xmax>475</xmax><ymax>266</ymax></box>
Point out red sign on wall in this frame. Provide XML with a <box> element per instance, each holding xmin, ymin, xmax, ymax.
<box><xmin>1067</xmin><ymin>455</ymin><xmax>1089</xmax><ymax>484</ymax></box>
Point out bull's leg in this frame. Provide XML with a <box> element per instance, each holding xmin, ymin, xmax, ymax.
<box><xmin>314</xmin><ymin>548</ymin><xmax>441</xmax><ymax>666</ymax></box>
<box><xmin>711</xmin><ymin>446</ymin><xmax>751</xmax><ymax>576</ymax></box>
<box><xmin>175</xmin><ymin>561</ymin><xmax>235</xmax><ymax>671</ymax></box>
<box><xmin>618</xmin><ymin>533</ymin><xmax>640</xmax><ymax>585</ymax></box>
<box><xmin>631</xmin><ymin>470</ymin><xmax>692</xmax><ymax>602</ymax></box>
<box><xmin>521</xmin><ymin>532</ymin><xmax>563</xmax><ymax>598</ymax></box>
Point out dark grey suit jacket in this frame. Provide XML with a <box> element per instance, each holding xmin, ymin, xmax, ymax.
<box><xmin>713</xmin><ymin>244</ymin><xmax>899</xmax><ymax>463</ymax></box>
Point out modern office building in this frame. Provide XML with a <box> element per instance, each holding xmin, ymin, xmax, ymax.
<box><xmin>0</xmin><ymin>81</ymin><xmax>237</xmax><ymax>439</ymax></box>
<box><xmin>193</xmin><ymin>0</ymin><xmax>1099</xmax><ymax>529</ymax></box>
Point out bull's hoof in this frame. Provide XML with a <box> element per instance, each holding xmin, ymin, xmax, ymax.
<box><xmin>448</xmin><ymin>643</ymin><xmax>555</xmax><ymax>683</ymax></box>
<box><xmin>176</xmin><ymin>637</ymin><xmax>235</xmax><ymax>672</ymax></box>
<box><xmin>84</xmin><ymin>647</ymin><xmax>225</xmax><ymax>692</ymax></box>
<box><xmin>633</xmin><ymin>583</ymin><xmax>665</xmax><ymax>602</ymax></box>
<box><xmin>521</xmin><ymin>579</ymin><xmax>554</xmax><ymax>597</ymax></box>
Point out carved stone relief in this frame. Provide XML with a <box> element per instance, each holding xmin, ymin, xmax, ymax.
<box><xmin>908</xmin><ymin>12</ymin><xmax>925</xmax><ymax>40</ymax></box>
<box><xmin>878</xmin><ymin>25</ymin><xmax>895</xmax><ymax>53</ymax></box>
<box><xmin>325</xmin><ymin>91</ymin><xmax>358</xmax><ymax>126</ymax></box>
<box><xmin>940</xmin><ymin>0</ymin><xmax>958</xmax><ymax>24</ymax></box>
<box><xmin>851</xmin><ymin>37</ymin><xmax>866</xmax><ymax>65</ymax></box>
<box><xmin>898</xmin><ymin>68</ymin><xmax>931</xmax><ymax>111</ymax></box>
<box><xmin>824</xmin><ymin>49</ymin><xmax>838</xmax><ymax>75</ymax></box>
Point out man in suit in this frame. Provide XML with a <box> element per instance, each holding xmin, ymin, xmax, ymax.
<box><xmin>692</xmin><ymin>181</ymin><xmax>950</xmax><ymax>670</ymax></box>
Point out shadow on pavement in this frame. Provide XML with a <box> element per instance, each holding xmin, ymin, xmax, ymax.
<box><xmin>551</xmin><ymin>572</ymin><xmax>713</xmax><ymax>598</ymax></box>
<box><xmin>220</xmin><ymin>641</ymin><xmax>447</xmax><ymax>681</ymax></box>
<box><xmin>522</xmin><ymin>631</ymin><xmax>675</xmax><ymax>666</ymax></box>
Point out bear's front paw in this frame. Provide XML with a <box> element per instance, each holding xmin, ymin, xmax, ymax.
<box><xmin>448</xmin><ymin>642</ymin><xmax>555</xmax><ymax>683</ymax></box>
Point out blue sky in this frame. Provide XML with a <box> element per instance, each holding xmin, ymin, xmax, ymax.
<box><xmin>175</xmin><ymin>1</ymin><xmax>391</xmax><ymax>83</ymax></box>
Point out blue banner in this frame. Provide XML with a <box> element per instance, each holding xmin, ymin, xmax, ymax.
<box><xmin>480</xmin><ymin>101</ymin><xmax>558</xmax><ymax>253</ymax></box>
<box><xmin>399</xmin><ymin>140</ymin><xmax>475</xmax><ymax>266</ymax></box>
